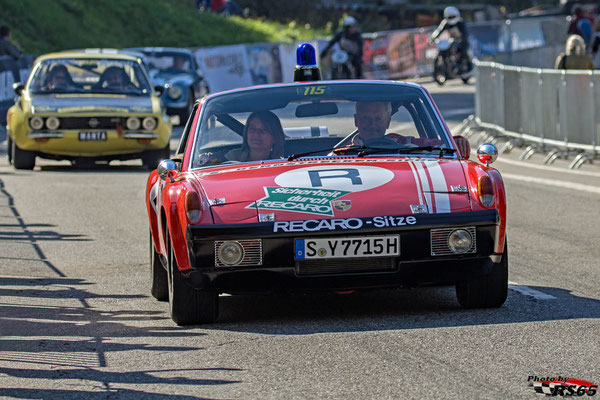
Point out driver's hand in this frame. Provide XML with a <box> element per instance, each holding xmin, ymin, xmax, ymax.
<box><xmin>453</xmin><ymin>135</ymin><xmax>471</xmax><ymax>159</ymax></box>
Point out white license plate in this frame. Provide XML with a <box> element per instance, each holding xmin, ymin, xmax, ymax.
<box><xmin>79</xmin><ymin>132</ymin><xmax>107</xmax><ymax>141</ymax></box>
<box><xmin>295</xmin><ymin>235</ymin><xmax>400</xmax><ymax>260</ymax></box>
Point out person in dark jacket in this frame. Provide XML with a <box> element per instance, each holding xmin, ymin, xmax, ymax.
<box><xmin>431</xmin><ymin>6</ymin><xmax>472</xmax><ymax>72</ymax></box>
<box><xmin>0</xmin><ymin>25</ymin><xmax>21</xmax><ymax>59</ymax></box>
<box><xmin>320</xmin><ymin>16</ymin><xmax>364</xmax><ymax>78</ymax></box>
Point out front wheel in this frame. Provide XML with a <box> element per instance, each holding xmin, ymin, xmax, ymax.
<box><xmin>7</xmin><ymin>135</ymin><xmax>13</xmax><ymax>165</ymax></box>
<box><xmin>12</xmin><ymin>139</ymin><xmax>36</xmax><ymax>170</ymax></box>
<box><xmin>150</xmin><ymin>231</ymin><xmax>168</xmax><ymax>301</ymax></box>
<box><xmin>455</xmin><ymin>240</ymin><xmax>508</xmax><ymax>308</ymax></box>
<box><xmin>167</xmin><ymin>233</ymin><xmax>218</xmax><ymax>325</ymax></box>
<box><xmin>433</xmin><ymin>55</ymin><xmax>447</xmax><ymax>86</ymax></box>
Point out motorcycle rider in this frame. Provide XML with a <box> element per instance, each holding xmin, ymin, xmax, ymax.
<box><xmin>320</xmin><ymin>16</ymin><xmax>364</xmax><ymax>78</ymax></box>
<box><xmin>431</xmin><ymin>6</ymin><xmax>473</xmax><ymax>73</ymax></box>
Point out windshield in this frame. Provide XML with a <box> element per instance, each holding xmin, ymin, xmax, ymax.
<box><xmin>28</xmin><ymin>57</ymin><xmax>152</xmax><ymax>94</ymax></box>
<box><xmin>190</xmin><ymin>83</ymin><xmax>453</xmax><ymax>169</ymax></box>
<box><xmin>142</xmin><ymin>52</ymin><xmax>193</xmax><ymax>72</ymax></box>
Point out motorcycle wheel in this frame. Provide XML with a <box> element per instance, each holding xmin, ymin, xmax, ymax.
<box><xmin>433</xmin><ymin>55</ymin><xmax>447</xmax><ymax>86</ymax></box>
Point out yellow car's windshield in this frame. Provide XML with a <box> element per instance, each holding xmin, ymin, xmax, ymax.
<box><xmin>29</xmin><ymin>58</ymin><xmax>152</xmax><ymax>95</ymax></box>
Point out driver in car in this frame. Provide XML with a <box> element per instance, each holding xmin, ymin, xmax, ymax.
<box><xmin>351</xmin><ymin>101</ymin><xmax>470</xmax><ymax>158</ymax></box>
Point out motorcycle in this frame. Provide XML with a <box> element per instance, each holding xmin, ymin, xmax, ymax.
<box><xmin>328</xmin><ymin>45</ymin><xmax>357</xmax><ymax>79</ymax></box>
<box><xmin>431</xmin><ymin>37</ymin><xmax>473</xmax><ymax>85</ymax></box>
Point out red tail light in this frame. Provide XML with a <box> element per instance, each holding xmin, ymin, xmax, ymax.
<box><xmin>477</xmin><ymin>175</ymin><xmax>495</xmax><ymax>207</ymax></box>
<box><xmin>185</xmin><ymin>191</ymin><xmax>202</xmax><ymax>223</ymax></box>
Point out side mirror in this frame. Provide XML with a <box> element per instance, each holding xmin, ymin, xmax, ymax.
<box><xmin>157</xmin><ymin>159</ymin><xmax>178</xmax><ymax>182</ymax></box>
<box><xmin>13</xmin><ymin>82</ymin><xmax>25</xmax><ymax>96</ymax></box>
<box><xmin>154</xmin><ymin>85</ymin><xmax>166</xmax><ymax>96</ymax></box>
<box><xmin>477</xmin><ymin>143</ymin><xmax>498</xmax><ymax>166</ymax></box>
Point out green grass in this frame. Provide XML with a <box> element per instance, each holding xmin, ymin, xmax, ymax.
<box><xmin>0</xmin><ymin>0</ymin><xmax>331</xmax><ymax>54</ymax></box>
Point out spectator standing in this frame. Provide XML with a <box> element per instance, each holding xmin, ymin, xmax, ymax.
<box><xmin>0</xmin><ymin>25</ymin><xmax>21</xmax><ymax>59</ymax></box>
<box><xmin>568</xmin><ymin>5</ymin><xmax>593</xmax><ymax>47</ymax></box>
<box><xmin>554</xmin><ymin>34</ymin><xmax>594</xmax><ymax>70</ymax></box>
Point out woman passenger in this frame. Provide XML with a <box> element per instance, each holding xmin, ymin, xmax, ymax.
<box><xmin>226</xmin><ymin>111</ymin><xmax>285</xmax><ymax>162</ymax></box>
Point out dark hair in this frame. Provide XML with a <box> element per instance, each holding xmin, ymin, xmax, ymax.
<box><xmin>241</xmin><ymin>111</ymin><xmax>285</xmax><ymax>160</ymax></box>
<box><xmin>46</xmin><ymin>64</ymin><xmax>72</xmax><ymax>86</ymax></box>
<box><xmin>0</xmin><ymin>26</ymin><xmax>10</xmax><ymax>37</ymax></box>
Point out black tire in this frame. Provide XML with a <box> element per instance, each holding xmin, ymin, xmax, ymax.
<box><xmin>142</xmin><ymin>144</ymin><xmax>170</xmax><ymax>171</ymax></box>
<box><xmin>177</xmin><ymin>90</ymin><xmax>195</xmax><ymax>126</ymax></box>
<box><xmin>456</xmin><ymin>240</ymin><xmax>508</xmax><ymax>308</ymax></box>
<box><xmin>12</xmin><ymin>139</ymin><xmax>36</xmax><ymax>170</ymax></box>
<box><xmin>461</xmin><ymin>77</ymin><xmax>470</xmax><ymax>84</ymax></box>
<box><xmin>7</xmin><ymin>135</ymin><xmax>13</xmax><ymax>165</ymax></box>
<box><xmin>433</xmin><ymin>55</ymin><xmax>447</xmax><ymax>86</ymax></box>
<box><xmin>150</xmin><ymin>231</ymin><xmax>168</xmax><ymax>301</ymax></box>
<box><xmin>167</xmin><ymin>232</ymin><xmax>218</xmax><ymax>325</ymax></box>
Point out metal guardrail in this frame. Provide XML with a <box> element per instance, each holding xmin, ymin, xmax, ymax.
<box><xmin>468</xmin><ymin>60</ymin><xmax>599</xmax><ymax>169</ymax></box>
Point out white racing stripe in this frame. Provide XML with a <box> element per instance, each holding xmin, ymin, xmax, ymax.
<box><xmin>502</xmin><ymin>172</ymin><xmax>600</xmax><ymax>195</ymax></box>
<box><xmin>408</xmin><ymin>161</ymin><xmax>425</xmax><ymax>205</ymax></box>
<box><xmin>424</xmin><ymin>160</ymin><xmax>451</xmax><ymax>213</ymax></box>
<box><xmin>413</xmin><ymin>161</ymin><xmax>434</xmax><ymax>212</ymax></box>
<box><xmin>508</xmin><ymin>282</ymin><xmax>557</xmax><ymax>300</ymax></box>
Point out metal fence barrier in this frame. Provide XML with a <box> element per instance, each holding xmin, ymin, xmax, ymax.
<box><xmin>468</xmin><ymin>60</ymin><xmax>599</xmax><ymax>169</ymax></box>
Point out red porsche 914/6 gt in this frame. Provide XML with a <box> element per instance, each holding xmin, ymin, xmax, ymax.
<box><xmin>145</xmin><ymin>49</ymin><xmax>507</xmax><ymax>325</ymax></box>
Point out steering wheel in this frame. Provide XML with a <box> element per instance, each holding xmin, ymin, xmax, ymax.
<box><xmin>363</xmin><ymin>136</ymin><xmax>401</xmax><ymax>148</ymax></box>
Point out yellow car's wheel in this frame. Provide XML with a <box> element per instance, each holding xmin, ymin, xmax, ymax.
<box><xmin>12</xmin><ymin>139</ymin><xmax>36</xmax><ymax>170</ymax></box>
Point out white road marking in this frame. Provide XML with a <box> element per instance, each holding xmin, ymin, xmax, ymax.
<box><xmin>508</xmin><ymin>282</ymin><xmax>557</xmax><ymax>300</ymax></box>
<box><xmin>501</xmin><ymin>172</ymin><xmax>600</xmax><ymax>195</ymax></box>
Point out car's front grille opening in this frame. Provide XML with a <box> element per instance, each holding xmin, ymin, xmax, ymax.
<box><xmin>296</xmin><ymin>257</ymin><xmax>397</xmax><ymax>276</ymax></box>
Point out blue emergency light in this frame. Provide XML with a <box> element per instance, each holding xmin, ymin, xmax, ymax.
<box><xmin>294</xmin><ymin>43</ymin><xmax>321</xmax><ymax>82</ymax></box>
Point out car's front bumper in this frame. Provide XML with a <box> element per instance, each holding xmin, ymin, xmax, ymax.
<box><xmin>185</xmin><ymin>210</ymin><xmax>501</xmax><ymax>293</ymax></box>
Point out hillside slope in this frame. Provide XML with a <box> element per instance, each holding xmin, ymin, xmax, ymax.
<box><xmin>0</xmin><ymin>0</ymin><xmax>328</xmax><ymax>54</ymax></box>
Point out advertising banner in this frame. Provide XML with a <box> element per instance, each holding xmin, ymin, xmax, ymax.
<box><xmin>194</xmin><ymin>45</ymin><xmax>253</xmax><ymax>92</ymax></box>
<box><xmin>245</xmin><ymin>43</ymin><xmax>283</xmax><ymax>85</ymax></box>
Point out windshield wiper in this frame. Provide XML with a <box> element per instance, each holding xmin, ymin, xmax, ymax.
<box><xmin>357</xmin><ymin>146</ymin><xmax>457</xmax><ymax>158</ymax></box>
<box><xmin>287</xmin><ymin>145</ymin><xmax>368</xmax><ymax>161</ymax></box>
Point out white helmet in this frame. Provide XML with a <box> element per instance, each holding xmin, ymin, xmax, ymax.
<box><xmin>343</xmin><ymin>16</ymin><xmax>357</xmax><ymax>27</ymax></box>
<box><xmin>444</xmin><ymin>6</ymin><xmax>460</xmax><ymax>23</ymax></box>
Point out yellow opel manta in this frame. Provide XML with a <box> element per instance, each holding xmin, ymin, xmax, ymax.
<box><xmin>6</xmin><ymin>50</ymin><xmax>172</xmax><ymax>170</ymax></box>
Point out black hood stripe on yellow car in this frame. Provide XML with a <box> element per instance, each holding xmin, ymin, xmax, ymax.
<box><xmin>31</xmin><ymin>95</ymin><xmax>153</xmax><ymax>114</ymax></box>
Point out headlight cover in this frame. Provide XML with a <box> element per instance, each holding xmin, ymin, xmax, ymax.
<box><xmin>447</xmin><ymin>229</ymin><xmax>473</xmax><ymax>254</ymax></box>
<box><xmin>29</xmin><ymin>116</ymin><xmax>44</xmax><ymax>130</ymax></box>
<box><xmin>126</xmin><ymin>117</ymin><xmax>141</xmax><ymax>130</ymax></box>
<box><xmin>45</xmin><ymin>116</ymin><xmax>60</xmax><ymax>130</ymax></box>
<box><xmin>142</xmin><ymin>117</ymin><xmax>157</xmax><ymax>131</ymax></box>
<box><xmin>218</xmin><ymin>241</ymin><xmax>244</xmax><ymax>266</ymax></box>
<box><xmin>167</xmin><ymin>85</ymin><xmax>183</xmax><ymax>100</ymax></box>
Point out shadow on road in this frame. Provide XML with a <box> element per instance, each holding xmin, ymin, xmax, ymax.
<box><xmin>202</xmin><ymin>285</ymin><xmax>600</xmax><ymax>334</ymax></box>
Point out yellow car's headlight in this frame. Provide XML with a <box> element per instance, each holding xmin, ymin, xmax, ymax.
<box><xmin>29</xmin><ymin>116</ymin><xmax>44</xmax><ymax>130</ymax></box>
<box><xmin>142</xmin><ymin>117</ymin><xmax>157</xmax><ymax>131</ymax></box>
<box><xmin>126</xmin><ymin>117</ymin><xmax>141</xmax><ymax>130</ymax></box>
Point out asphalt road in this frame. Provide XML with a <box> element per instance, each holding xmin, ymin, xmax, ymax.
<box><xmin>0</xmin><ymin>78</ymin><xmax>599</xmax><ymax>399</ymax></box>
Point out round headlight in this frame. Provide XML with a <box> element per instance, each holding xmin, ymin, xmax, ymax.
<box><xmin>218</xmin><ymin>241</ymin><xmax>244</xmax><ymax>266</ymax></box>
<box><xmin>45</xmin><ymin>116</ymin><xmax>60</xmax><ymax>130</ymax></box>
<box><xmin>126</xmin><ymin>117</ymin><xmax>141</xmax><ymax>130</ymax></box>
<box><xmin>29</xmin><ymin>116</ymin><xmax>44</xmax><ymax>130</ymax></box>
<box><xmin>448</xmin><ymin>229</ymin><xmax>473</xmax><ymax>254</ymax></box>
<box><xmin>167</xmin><ymin>85</ymin><xmax>183</xmax><ymax>100</ymax></box>
<box><xmin>142</xmin><ymin>117</ymin><xmax>157</xmax><ymax>131</ymax></box>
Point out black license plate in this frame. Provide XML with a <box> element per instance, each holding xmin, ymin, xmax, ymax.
<box><xmin>79</xmin><ymin>132</ymin><xmax>107</xmax><ymax>141</ymax></box>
